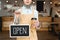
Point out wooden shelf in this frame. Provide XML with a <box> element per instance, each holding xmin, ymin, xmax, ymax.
<box><xmin>38</xmin><ymin>17</ymin><xmax>51</xmax><ymax>31</ymax></box>
<box><xmin>39</xmin><ymin>17</ymin><xmax>51</xmax><ymax>22</ymax></box>
<box><xmin>2</xmin><ymin>16</ymin><xmax>14</xmax><ymax>31</ymax></box>
<box><xmin>2</xmin><ymin>16</ymin><xmax>60</xmax><ymax>31</ymax></box>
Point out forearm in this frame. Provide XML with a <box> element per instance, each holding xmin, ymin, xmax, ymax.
<box><xmin>14</xmin><ymin>15</ymin><xmax>19</xmax><ymax>24</ymax></box>
<box><xmin>56</xmin><ymin>12</ymin><xmax>60</xmax><ymax>17</ymax></box>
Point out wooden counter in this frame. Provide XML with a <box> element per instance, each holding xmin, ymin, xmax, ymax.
<box><xmin>38</xmin><ymin>17</ymin><xmax>51</xmax><ymax>31</ymax></box>
<box><xmin>39</xmin><ymin>17</ymin><xmax>51</xmax><ymax>22</ymax></box>
<box><xmin>2</xmin><ymin>16</ymin><xmax>52</xmax><ymax>31</ymax></box>
<box><xmin>2</xmin><ymin>16</ymin><xmax>14</xmax><ymax>30</ymax></box>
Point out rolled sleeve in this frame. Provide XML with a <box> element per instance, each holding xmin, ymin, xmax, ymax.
<box><xmin>34</xmin><ymin>10</ymin><xmax>38</xmax><ymax>20</ymax></box>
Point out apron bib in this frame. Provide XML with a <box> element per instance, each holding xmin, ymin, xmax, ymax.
<box><xmin>16</xmin><ymin>7</ymin><xmax>38</xmax><ymax>40</ymax></box>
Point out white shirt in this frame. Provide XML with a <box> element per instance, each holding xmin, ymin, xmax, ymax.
<box><xmin>14</xmin><ymin>5</ymin><xmax>38</xmax><ymax>23</ymax></box>
<box><xmin>15</xmin><ymin>5</ymin><xmax>38</xmax><ymax>20</ymax></box>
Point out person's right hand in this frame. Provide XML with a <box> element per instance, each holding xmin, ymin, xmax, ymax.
<box><xmin>14</xmin><ymin>11</ymin><xmax>20</xmax><ymax>18</ymax></box>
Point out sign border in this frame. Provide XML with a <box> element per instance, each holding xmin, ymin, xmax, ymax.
<box><xmin>9</xmin><ymin>24</ymin><xmax>30</xmax><ymax>38</ymax></box>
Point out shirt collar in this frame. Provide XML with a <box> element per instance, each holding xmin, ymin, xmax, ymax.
<box><xmin>22</xmin><ymin>5</ymin><xmax>32</xmax><ymax>10</ymax></box>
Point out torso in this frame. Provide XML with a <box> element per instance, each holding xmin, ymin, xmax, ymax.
<box><xmin>16</xmin><ymin>5</ymin><xmax>38</xmax><ymax>40</ymax></box>
<box><xmin>19</xmin><ymin>6</ymin><xmax>34</xmax><ymax>25</ymax></box>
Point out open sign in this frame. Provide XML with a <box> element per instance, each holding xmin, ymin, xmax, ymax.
<box><xmin>9</xmin><ymin>24</ymin><xmax>30</xmax><ymax>38</ymax></box>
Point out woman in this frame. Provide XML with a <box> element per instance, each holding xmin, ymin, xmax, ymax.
<box><xmin>14</xmin><ymin>0</ymin><xmax>39</xmax><ymax>40</ymax></box>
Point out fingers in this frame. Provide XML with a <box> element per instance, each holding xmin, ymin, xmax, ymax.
<box><xmin>14</xmin><ymin>11</ymin><xmax>20</xmax><ymax>15</ymax></box>
<box><xmin>14</xmin><ymin>11</ymin><xmax>21</xmax><ymax>18</ymax></box>
<box><xmin>31</xmin><ymin>20</ymin><xmax>39</xmax><ymax>28</ymax></box>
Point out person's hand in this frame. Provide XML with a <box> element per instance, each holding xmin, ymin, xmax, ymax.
<box><xmin>31</xmin><ymin>20</ymin><xmax>39</xmax><ymax>28</ymax></box>
<box><xmin>14</xmin><ymin>11</ymin><xmax>20</xmax><ymax>18</ymax></box>
<box><xmin>15</xmin><ymin>12</ymin><xmax>20</xmax><ymax>18</ymax></box>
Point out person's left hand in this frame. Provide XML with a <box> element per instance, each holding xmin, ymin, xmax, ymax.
<box><xmin>31</xmin><ymin>20</ymin><xmax>39</xmax><ymax>28</ymax></box>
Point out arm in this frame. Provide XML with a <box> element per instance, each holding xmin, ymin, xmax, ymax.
<box><xmin>32</xmin><ymin>10</ymin><xmax>39</xmax><ymax>28</ymax></box>
<box><xmin>14</xmin><ymin>9</ymin><xmax>21</xmax><ymax>24</ymax></box>
<box><xmin>56</xmin><ymin>12</ymin><xmax>60</xmax><ymax>17</ymax></box>
<box><xmin>34</xmin><ymin>10</ymin><xmax>38</xmax><ymax>20</ymax></box>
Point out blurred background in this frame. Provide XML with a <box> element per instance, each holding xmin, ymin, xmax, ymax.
<box><xmin>0</xmin><ymin>0</ymin><xmax>60</xmax><ymax>40</ymax></box>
